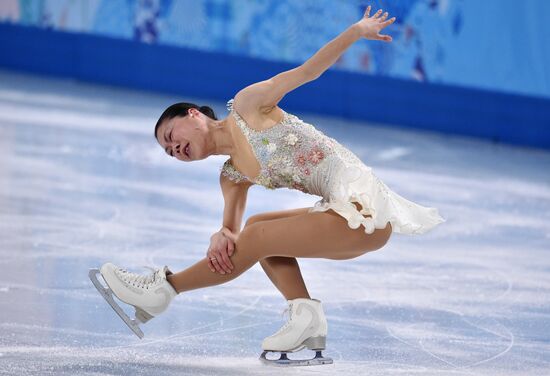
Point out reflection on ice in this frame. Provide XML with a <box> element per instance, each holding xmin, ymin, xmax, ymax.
<box><xmin>1</xmin><ymin>70</ymin><xmax>549</xmax><ymax>375</ymax></box>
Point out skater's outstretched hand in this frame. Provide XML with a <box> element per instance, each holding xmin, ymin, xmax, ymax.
<box><xmin>207</xmin><ymin>231</ymin><xmax>235</xmax><ymax>274</ymax></box>
<box><xmin>353</xmin><ymin>5</ymin><xmax>396</xmax><ymax>42</ymax></box>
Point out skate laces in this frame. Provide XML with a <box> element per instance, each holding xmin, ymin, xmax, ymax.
<box><xmin>282</xmin><ymin>306</ymin><xmax>291</xmax><ymax>320</ymax></box>
<box><xmin>274</xmin><ymin>303</ymin><xmax>293</xmax><ymax>334</ymax></box>
<box><xmin>116</xmin><ymin>267</ymin><xmax>161</xmax><ymax>289</ymax></box>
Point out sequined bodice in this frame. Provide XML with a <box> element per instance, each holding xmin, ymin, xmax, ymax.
<box><xmin>220</xmin><ymin>98</ymin><xmax>370</xmax><ymax>199</ymax></box>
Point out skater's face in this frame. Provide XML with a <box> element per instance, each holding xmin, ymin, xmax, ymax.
<box><xmin>156</xmin><ymin>108</ymin><xmax>207</xmax><ymax>162</ymax></box>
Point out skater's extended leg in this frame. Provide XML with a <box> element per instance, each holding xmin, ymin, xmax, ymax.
<box><xmin>167</xmin><ymin>203</ymin><xmax>392</xmax><ymax>294</ymax></box>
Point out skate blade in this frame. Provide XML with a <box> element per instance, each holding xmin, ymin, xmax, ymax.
<box><xmin>89</xmin><ymin>268</ymin><xmax>145</xmax><ymax>339</ymax></box>
<box><xmin>259</xmin><ymin>350</ymin><xmax>333</xmax><ymax>367</ymax></box>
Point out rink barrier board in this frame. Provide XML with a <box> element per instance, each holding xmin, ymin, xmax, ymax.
<box><xmin>0</xmin><ymin>23</ymin><xmax>548</xmax><ymax>150</ymax></box>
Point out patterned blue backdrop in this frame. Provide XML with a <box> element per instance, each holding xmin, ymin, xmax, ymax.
<box><xmin>1</xmin><ymin>0</ymin><xmax>549</xmax><ymax>100</ymax></box>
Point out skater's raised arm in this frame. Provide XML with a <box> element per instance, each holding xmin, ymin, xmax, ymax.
<box><xmin>302</xmin><ymin>5</ymin><xmax>396</xmax><ymax>78</ymax></box>
<box><xmin>233</xmin><ymin>5</ymin><xmax>395</xmax><ymax>112</ymax></box>
<box><xmin>303</xmin><ymin>5</ymin><xmax>395</xmax><ymax>77</ymax></box>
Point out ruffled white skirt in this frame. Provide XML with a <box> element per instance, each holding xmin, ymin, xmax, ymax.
<box><xmin>307</xmin><ymin>159</ymin><xmax>446</xmax><ymax>235</ymax></box>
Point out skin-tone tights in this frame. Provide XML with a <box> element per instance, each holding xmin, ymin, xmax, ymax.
<box><xmin>166</xmin><ymin>205</ymin><xmax>392</xmax><ymax>299</ymax></box>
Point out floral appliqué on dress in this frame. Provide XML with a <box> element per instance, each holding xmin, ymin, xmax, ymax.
<box><xmin>220</xmin><ymin>98</ymin><xmax>335</xmax><ymax>194</ymax></box>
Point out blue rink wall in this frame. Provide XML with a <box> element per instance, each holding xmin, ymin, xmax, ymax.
<box><xmin>0</xmin><ymin>0</ymin><xmax>549</xmax><ymax>150</ymax></box>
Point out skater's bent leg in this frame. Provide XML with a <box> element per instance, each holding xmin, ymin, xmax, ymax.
<box><xmin>246</xmin><ymin>208</ymin><xmax>312</xmax><ymax>301</ymax></box>
<box><xmin>167</xmin><ymin>208</ymin><xmax>392</xmax><ymax>294</ymax></box>
<box><xmin>259</xmin><ymin>257</ymin><xmax>310</xmax><ymax>300</ymax></box>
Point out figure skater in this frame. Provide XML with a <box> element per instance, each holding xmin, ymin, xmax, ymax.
<box><xmin>90</xmin><ymin>5</ymin><xmax>445</xmax><ymax>366</ymax></box>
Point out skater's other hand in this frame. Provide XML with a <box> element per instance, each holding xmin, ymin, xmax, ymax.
<box><xmin>207</xmin><ymin>232</ymin><xmax>235</xmax><ymax>274</ymax></box>
<box><xmin>353</xmin><ymin>5</ymin><xmax>396</xmax><ymax>42</ymax></box>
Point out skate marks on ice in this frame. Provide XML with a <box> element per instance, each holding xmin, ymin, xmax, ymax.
<box><xmin>386</xmin><ymin>311</ymin><xmax>514</xmax><ymax>370</ymax></box>
<box><xmin>383</xmin><ymin>265</ymin><xmax>516</xmax><ymax>370</ymax></box>
<box><xmin>94</xmin><ymin>293</ymin><xmax>269</xmax><ymax>350</ymax></box>
<box><xmin>380</xmin><ymin>258</ymin><xmax>516</xmax><ymax>370</ymax></box>
<box><xmin>311</xmin><ymin>249</ymin><xmax>550</xmax><ymax>374</ymax></box>
<box><xmin>2</xmin><ymin>71</ymin><xmax>550</xmax><ymax>374</ymax></box>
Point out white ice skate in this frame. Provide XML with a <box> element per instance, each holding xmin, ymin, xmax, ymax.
<box><xmin>89</xmin><ymin>262</ymin><xmax>178</xmax><ymax>339</ymax></box>
<box><xmin>260</xmin><ymin>298</ymin><xmax>333</xmax><ymax>366</ymax></box>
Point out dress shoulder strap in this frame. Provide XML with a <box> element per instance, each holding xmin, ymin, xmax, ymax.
<box><xmin>226</xmin><ymin>98</ymin><xmax>251</xmax><ymax>135</ymax></box>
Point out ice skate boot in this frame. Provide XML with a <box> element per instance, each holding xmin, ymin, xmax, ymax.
<box><xmin>89</xmin><ymin>262</ymin><xmax>177</xmax><ymax>339</ymax></box>
<box><xmin>259</xmin><ymin>298</ymin><xmax>333</xmax><ymax>366</ymax></box>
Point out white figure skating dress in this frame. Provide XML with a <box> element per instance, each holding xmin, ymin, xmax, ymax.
<box><xmin>221</xmin><ymin>99</ymin><xmax>445</xmax><ymax>235</ymax></box>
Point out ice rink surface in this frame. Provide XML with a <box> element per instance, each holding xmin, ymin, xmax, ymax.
<box><xmin>0</xmin><ymin>70</ymin><xmax>549</xmax><ymax>375</ymax></box>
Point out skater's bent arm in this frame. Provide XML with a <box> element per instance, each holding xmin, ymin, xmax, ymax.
<box><xmin>217</xmin><ymin>173</ymin><xmax>252</xmax><ymax>243</ymax></box>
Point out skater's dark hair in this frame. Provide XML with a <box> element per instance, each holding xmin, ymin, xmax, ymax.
<box><xmin>154</xmin><ymin>102</ymin><xmax>217</xmax><ymax>139</ymax></box>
